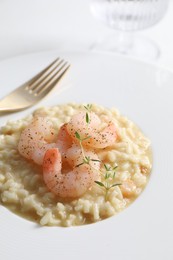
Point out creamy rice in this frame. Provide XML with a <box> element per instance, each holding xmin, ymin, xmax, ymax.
<box><xmin>0</xmin><ymin>103</ymin><xmax>152</xmax><ymax>227</ymax></box>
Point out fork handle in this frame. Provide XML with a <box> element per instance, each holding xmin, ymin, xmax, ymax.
<box><xmin>0</xmin><ymin>98</ymin><xmax>25</xmax><ymax>113</ymax></box>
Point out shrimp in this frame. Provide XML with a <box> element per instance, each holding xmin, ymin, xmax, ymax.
<box><xmin>66</xmin><ymin>144</ymin><xmax>100</xmax><ymax>170</ymax></box>
<box><xmin>66</xmin><ymin>111</ymin><xmax>117</xmax><ymax>148</ymax></box>
<box><xmin>18</xmin><ymin>117</ymin><xmax>57</xmax><ymax>165</ymax></box>
<box><xmin>43</xmin><ymin>145</ymin><xmax>100</xmax><ymax>198</ymax></box>
<box><xmin>56</xmin><ymin>123</ymin><xmax>73</xmax><ymax>156</ymax></box>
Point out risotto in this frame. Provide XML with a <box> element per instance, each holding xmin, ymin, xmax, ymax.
<box><xmin>0</xmin><ymin>103</ymin><xmax>152</xmax><ymax>227</ymax></box>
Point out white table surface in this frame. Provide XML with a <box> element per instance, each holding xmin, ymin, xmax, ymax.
<box><xmin>0</xmin><ymin>0</ymin><xmax>173</xmax><ymax>69</ymax></box>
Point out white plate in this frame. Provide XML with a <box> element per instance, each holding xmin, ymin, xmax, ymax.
<box><xmin>0</xmin><ymin>50</ymin><xmax>173</xmax><ymax>260</ymax></box>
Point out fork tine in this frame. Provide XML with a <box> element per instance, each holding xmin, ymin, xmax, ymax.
<box><xmin>33</xmin><ymin>61</ymin><xmax>70</xmax><ymax>94</ymax></box>
<box><xmin>37</xmin><ymin>64</ymin><xmax>70</xmax><ymax>96</ymax></box>
<box><xmin>30</xmin><ymin>59</ymin><xmax>65</xmax><ymax>92</ymax></box>
<box><xmin>26</xmin><ymin>58</ymin><xmax>60</xmax><ymax>88</ymax></box>
<box><xmin>0</xmin><ymin>57</ymin><xmax>70</xmax><ymax>113</ymax></box>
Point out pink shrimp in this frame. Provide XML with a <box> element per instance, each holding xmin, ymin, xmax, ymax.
<box><xmin>56</xmin><ymin>123</ymin><xmax>73</xmax><ymax>156</ymax></box>
<box><xmin>43</xmin><ymin>146</ymin><xmax>100</xmax><ymax>198</ymax></box>
<box><xmin>18</xmin><ymin>117</ymin><xmax>57</xmax><ymax>165</ymax></box>
<box><xmin>66</xmin><ymin>111</ymin><xmax>117</xmax><ymax>148</ymax></box>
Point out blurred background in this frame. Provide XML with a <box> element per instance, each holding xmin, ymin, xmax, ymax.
<box><xmin>0</xmin><ymin>0</ymin><xmax>172</xmax><ymax>67</ymax></box>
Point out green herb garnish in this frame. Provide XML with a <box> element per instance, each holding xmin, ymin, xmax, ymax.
<box><xmin>95</xmin><ymin>164</ymin><xmax>121</xmax><ymax>200</ymax></box>
<box><xmin>84</xmin><ymin>104</ymin><xmax>92</xmax><ymax>111</ymax></box>
<box><xmin>84</xmin><ymin>104</ymin><xmax>92</xmax><ymax>125</ymax></box>
<box><xmin>75</xmin><ymin>131</ymin><xmax>91</xmax><ymax>159</ymax></box>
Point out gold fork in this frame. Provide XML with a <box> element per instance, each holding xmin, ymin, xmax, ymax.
<box><xmin>0</xmin><ymin>58</ymin><xmax>70</xmax><ymax>112</ymax></box>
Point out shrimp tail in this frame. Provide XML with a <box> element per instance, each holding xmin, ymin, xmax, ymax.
<box><xmin>43</xmin><ymin>148</ymin><xmax>62</xmax><ymax>185</ymax></box>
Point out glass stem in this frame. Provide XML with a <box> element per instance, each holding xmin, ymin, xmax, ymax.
<box><xmin>115</xmin><ymin>31</ymin><xmax>134</xmax><ymax>54</ymax></box>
